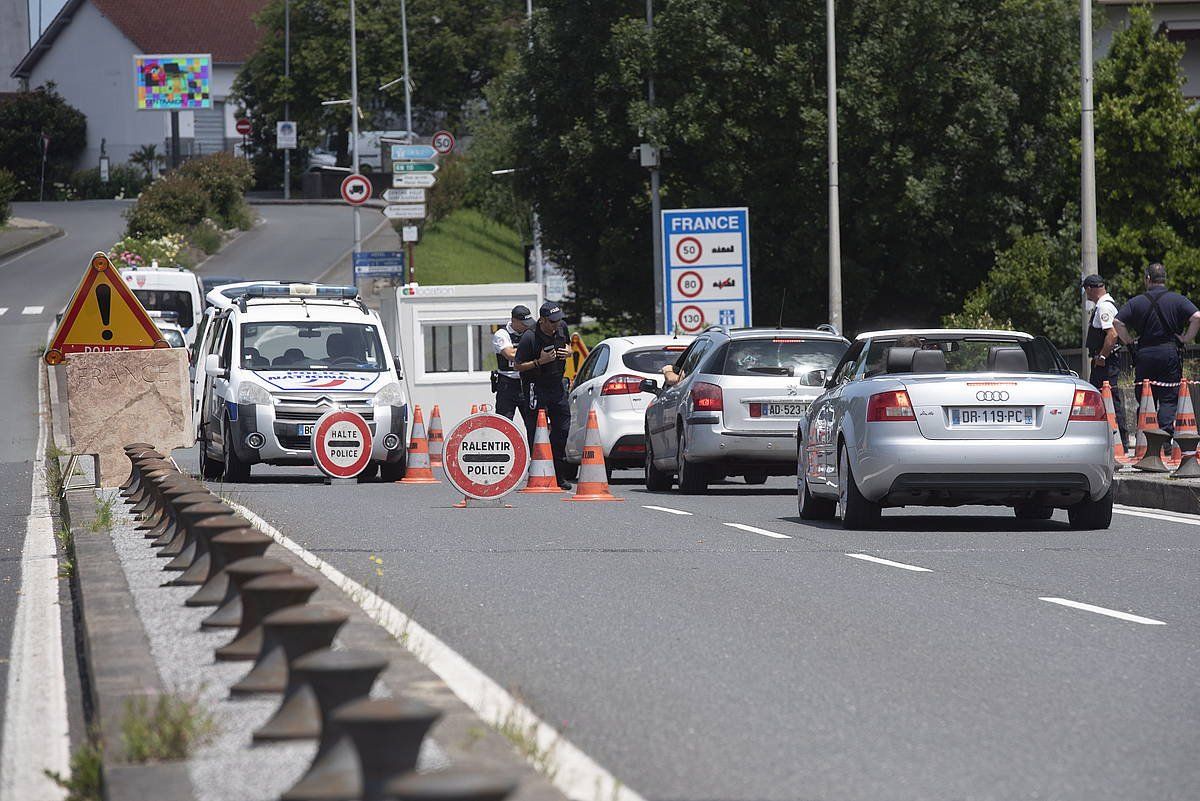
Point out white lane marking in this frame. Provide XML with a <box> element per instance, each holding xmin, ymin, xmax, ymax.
<box><xmin>0</xmin><ymin>307</ymin><xmax>7</xmax><ymax>316</ymax></box>
<box><xmin>21</xmin><ymin>306</ymin><xmax>43</xmax><ymax>315</ymax></box>
<box><xmin>846</xmin><ymin>553</ymin><xmax>933</xmax><ymax>572</ymax></box>
<box><xmin>1115</xmin><ymin>506</ymin><xmax>1200</xmax><ymax>526</ymax></box>
<box><xmin>226</xmin><ymin>501</ymin><xmax>647</xmax><ymax>801</ymax></box>
<box><xmin>723</xmin><ymin>522</ymin><xmax>791</xmax><ymax>539</ymax></box>
<box><xmin>641</xmin><ymin>504</ymin><xmax>692</xmax><ymax>516</ymax></box>
<box><xmin>1039</xmin><ymin>597</ymin><xmax>1166</xmax><ymax>626</ymax></box>
<box><xmin>0</xmin><ymin>360</ymin><xmax>69</xmax><ymax>799</ymax></box>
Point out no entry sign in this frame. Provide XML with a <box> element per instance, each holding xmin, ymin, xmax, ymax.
<box><xmin>443</xmin><ymin>413</ymin><xmax>529</xmax><ymax>500</ymax></box>
<box><xmin>311</xmin><ymin>410</ymin><xmax>373</xmax><ymax>479</ymax></box>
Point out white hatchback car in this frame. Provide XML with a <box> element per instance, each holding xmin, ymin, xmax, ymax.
<box><xmin>565</xmin><ymin>335</ymin><xmax>694</xmax><ymax>470</ymax></box>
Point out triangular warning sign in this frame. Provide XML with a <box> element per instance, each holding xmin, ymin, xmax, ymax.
<box><xmin>44</xmin><ymin>252</ymin><xmax>167</xmax><ymax>365</ymax></box>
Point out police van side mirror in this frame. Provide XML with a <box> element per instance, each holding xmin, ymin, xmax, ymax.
<box><xmin>639</xmin><ymin>378</ymin><xmax>660</xmax><ymax>395</ymax></box>
<box><xmin>204</xmin><ymin>353</ymin><xmax>227</xmax><ymax>379</ymax></box>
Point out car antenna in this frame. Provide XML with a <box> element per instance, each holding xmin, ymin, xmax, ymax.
<box><xmin>777</xmin><ymin>288</ymin><xmax>787</xmax><ymax>329</ymax></box>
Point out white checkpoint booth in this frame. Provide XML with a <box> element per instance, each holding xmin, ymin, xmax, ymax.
<box><xmin>380</xmin><ymin>283</ymin><xmax>543</xmax><ymax>440</ymax></box>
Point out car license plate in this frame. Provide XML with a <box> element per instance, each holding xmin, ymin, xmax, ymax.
<box><xmin>949</xmin><ymin>407</ymin><xmax>1034</xmax><ymax>426</ymax></box>
<box><xmin>297</xmin><ymin>424</ymin><xmax>314</xmax><ymax>436</ymax></box>
<box><xmin>753</xmin><ymin>402</ymin><xmax>807</xmax><ymax>417</ymax></box>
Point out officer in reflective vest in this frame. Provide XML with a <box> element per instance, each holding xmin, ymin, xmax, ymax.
<box><xmin>492</xmin><ymin>305</ymin><xmax>535</xmax><ymax>435</ymax></box>
<box><xmin>1082</xmin><ymin>274</ymin><xmax>1125</xmax><ymax>443</ymax></box>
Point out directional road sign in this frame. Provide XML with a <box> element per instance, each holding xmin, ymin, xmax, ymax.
<box><xmin>311</xmin><ymin>409</ymin><xmax>372</xmax><ymax>479</ymax></box>
<box><xmin>353</xmin><ymin>251</ymin><xmax>405</xmax><ymax>277</ymax></box>
<box><xmin>382</xmin><ymin>204</ymin><xmax>426</xmax><ymax>220</ymax></box>
<box><xmin>431</xmin><ymin>130</ymin><xmax>456</xmax><ymax>154</ymax></box>
<box><xmin>393</xmin><ymin>173</ymin><xmax>437</xmax><ymax>188</ymax></box>
<box><xmin>661</xmin><ymin>207</ymin><xmax>751</xmax><ymax>333</ymax></box>
<box><xmin>382</xmin><ymin>188</ymin><xmax>425</xmax><ymax>204</ymax></box>
<box><xmin>443</xmin><ymin>413</ymin><xmax>529</xmax><ymax>500</ymax></box>
<box><xmin>340</xmin><ymin>173</ymin><xmax>372</xmax><ymax>205</ymax></box>
<box><xmin>390</xmin><ymin>144</ymin><xmax>437</xmax><ymax>161</ymax></box>
<box><xmin>392</xmin><ymin>162</ymin><xmax>438</xmax><ymax>174</ymax></box>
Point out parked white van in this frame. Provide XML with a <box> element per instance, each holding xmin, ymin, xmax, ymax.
<box><xmin>195</xmin><ymin>283</ymin><xmax>408</xmax><ymax>482</ymax></box>
<box><xmin>120</xmin><ymin>266</ymin><xmax>205</xmax><ymax>348</ymax></box>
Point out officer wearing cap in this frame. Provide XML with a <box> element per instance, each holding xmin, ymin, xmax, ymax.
<box><xmin>1082</xmin><ymin>274</ymin><xmax>1126</xmax><ymax>443</ymax></box>
<box><xmin>492</xmin><ymin>305</ymin><xmax>535</xmax><ymax>434</ymax></box>
<box><xmin>514</xmin><ymin>302</ymin><xmax>572</xmax><ymax>489</ymax></box>
<box><xmin>1113</xmin><ymin>263</ymin><xmax>1200</xmax><ymax>433</ymax></box>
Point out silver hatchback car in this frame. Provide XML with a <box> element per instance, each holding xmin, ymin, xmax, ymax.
<box><xmin>643</xmin><ymin>327</ymin><xmax>849</xmax><ymax>493</ymax></box>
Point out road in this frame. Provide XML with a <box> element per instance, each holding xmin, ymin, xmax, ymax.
<box><xmin>199</xmin><ymin>460</ymin><xmax>1200</xmax><ymax>801</ymax></box>
<box><xmin>0</xmin><ymin>200</ymin><xmax>355</xmax><ymax>775</ymax></box>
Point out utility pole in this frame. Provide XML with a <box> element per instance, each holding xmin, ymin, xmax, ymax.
<box><xmin>349</xmin><ymin>0</ymin><xmax>361</xmax><ymax>255</ymax></box>
<box><xmin>826</xmin><ymin>0</ymin><xmax>843</xmax><ymax>332</ymax></box>
<box><xmin>526</xmin><ymin>0</ymin><xmax>544</xmax><ymax>287</ymax></box>
<box><xmin>401</xmin><ymin>0</ymin><xmax>413</xmax><ymax>143</ymax></box>
<box><xmin>1079</xmin><ymin>0</ymin><xmax>1098</xmax><ymax>380</ymax></box>
<box><xmin>647</xmin><ymin>0</ymin><xmax>665</xmax><ymax>334</ymax></box>
<box><xmin>283</xmin><ymin>0</ymin><xmax>291</xmax><ymax>200</ymax></box>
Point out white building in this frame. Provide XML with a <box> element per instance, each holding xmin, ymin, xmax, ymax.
<box><xmin>10</xmin><ymin>0</ymin><xmax>267</xmax><ymax>168</ymax></box>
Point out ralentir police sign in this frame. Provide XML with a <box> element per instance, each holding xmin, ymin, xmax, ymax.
<box><xmin>661</xmin><ymin>207</ymin><xmax>751</xmax><ymax>334</ymax></box>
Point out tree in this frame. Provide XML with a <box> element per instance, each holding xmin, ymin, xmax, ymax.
<box><xmin>0</xmin><ymin>84</ymin><xmax>87</xmax><ymax>200</ymax></box>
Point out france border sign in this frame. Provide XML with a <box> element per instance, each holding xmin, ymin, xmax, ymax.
<box><xmin>443</xmin><ymin>413</ymin><xmax>529</xmax><ymax>500</ymax></box>
<box><xmin>311</xmin><ymin>409</ymin><xmax>372</xmax><ymax>479</ymax></box>
<box><xmin>661</xmin><ymin>207</ymin><xmax>751</xmax><ymax>334</ymax></box>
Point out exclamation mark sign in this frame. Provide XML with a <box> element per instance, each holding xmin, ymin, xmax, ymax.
<box><xmin>95</xmin><ymin>284</ymin><xmax>112</xmax><ymax>340</ymax></box>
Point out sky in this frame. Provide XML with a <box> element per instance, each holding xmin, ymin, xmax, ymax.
<box><xmin>28</xmin><ymin>0</ymin><xmax>69</xmax><ymax>47</ymax></box>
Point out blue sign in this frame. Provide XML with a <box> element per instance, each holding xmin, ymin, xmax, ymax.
<box><xmin>389</xmin><ymin>144</ymin><xmax>437</xmax><ymax>161</ymax></box>
<box><xmin>661</xmin><ymin>207</ymin><xmax>751</xmax><ymax>335</ymax></box>
<box><xmin>353</xmin><ymin>250</ymin><xmax>405</xmax><ymax>277</ymax></box>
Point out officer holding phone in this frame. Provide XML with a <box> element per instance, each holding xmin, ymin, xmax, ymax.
<box><xmin>514</xmin><ymin>302</ymin><xmax>572</xmax><ymax>489</ymax></box>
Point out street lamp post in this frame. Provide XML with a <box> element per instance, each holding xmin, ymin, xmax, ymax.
<box><xmin>646</xmin><ymin>0</ymin><xmax>665</xmax><ymax>335</ymax></box>
<box><xmin>349</xmin><ymin>0</ymin><xmax>361</xmax><ymax>256</ymax></box>
<box><xmin>283</xmin><ymin>0</ymin><xmax>291</xmax><ymax>200</ymax></box>
<box><xmin>826</xmin><ymin>0</ymin><xmax>843</xmax><ymax>333</ymax></box>
<box><xmin>525</xmin><ymin>0</ymin><xmax>544</xmax><ymax>287</ymax></box>
<box><xmin>1080</xmin><ymin>0</ymin><xmax>1098</xmax><ymax>380</ymax></box>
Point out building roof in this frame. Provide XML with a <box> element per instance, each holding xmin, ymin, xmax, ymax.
<box><xmin>13</xmin><ymin>0</ymin><xmax>269</xmax><ymax>79</ymax></box>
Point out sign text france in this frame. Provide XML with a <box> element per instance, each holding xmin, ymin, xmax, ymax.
<box><xmin>661</xmin><ymin>207</ymin><xmax>751</xmax><ymax>334</ymax></box>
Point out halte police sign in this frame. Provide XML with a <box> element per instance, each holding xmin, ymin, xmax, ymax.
<box><xmin>661</xmin><ymin>207</ymin><xmax>751</xmax><ymax>334</ymax></box>
<box><xmin>443</xmin><ymin>413</ymin><xmax>529</xmax><ymax>500</ymax></box>
<box><xmin>311</xmin><ymin>409</ymin><xmax>372</xmax><ymax>479</ymax></box>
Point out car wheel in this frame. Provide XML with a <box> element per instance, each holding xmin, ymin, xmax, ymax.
<box><xmin>676</xmin><ymin>427</ymin><xmax>708</xmax><ymax>495</ymax></box>
<box><xmin>644</xmin><ymin>432</ymin><xmax>673</xmax><ymax>491</ymax></box>
<box><xmin>200</xmin><ymin>428</ymin><xmax>223</xmax><ymax>480</ymax></box>
<box><xmin>222</xmin><ymin>422</ymin><xmax>251</xmax><ymax>482</ymax></box>
<box><xmin>798</xmin><ymin>451</ymin><xmax>836</xmax><ymax>521</ymax></box>
<box><xmin>1067</xmin><ymin>486</ymin><xmax>1113</xmax><ymax>530</ymax></box>
<box><xmin>1013</xmin><ymin>504</ymin><xmax>1054</xmax><ymax>521</ymax></box>
<box><xmin>379</xmin><ymin>460</ymin><xmax>407</xmax><ymax>482</ymax></box>
<box><xmin>744</xmin><ymin>471</ymin><xmax>768</xmax><ymax>485</ymax></box>
<box><xmin>838</xmin><ymin>446</ymin><xmax>880</xmax><ymax>530</ymax></box>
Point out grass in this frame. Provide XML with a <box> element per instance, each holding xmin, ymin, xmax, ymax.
<box><xmin>44</xmin><ymin>732</ymin><xmax>103</xmax><ymax>801</ymax></box>
<box><xmin>495</xmin><ymin>704</ymin><xmax>559</xmax><ymax>781</ymax></box>
<box><xmin>56</xmin><ymin>525</ymin><xmax>75</xmax><ymax>578</ymax></box>
<box><xmin>407</xmin><ymin>209</ymin><xmax>524</xmax><ymax>285</ymax></box>
<box><xmin>121</xmin><ymin>694</ymin><xmax>216</xmax><ymax>763</ymax></box>
<box><xmin>89</xmin><ymin>493</ymin><xmax>117</xmax><ymax>533</ymax></box>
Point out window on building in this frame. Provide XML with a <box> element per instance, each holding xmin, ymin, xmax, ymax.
<box><xmin>422</xmin><ymin>322</ymin><xmax>505</xmax><ymax>374</ymax></box>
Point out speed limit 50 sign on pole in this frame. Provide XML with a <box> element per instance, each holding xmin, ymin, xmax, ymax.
<box><xmin>662</xmin><ymin>207</ymin><xmax>751</xmax><ymax>334</ymax></box>
<box><xmin>444</xmin><ymin>413</ymin><xmax>529</xmax><ymax>506</ymax></box>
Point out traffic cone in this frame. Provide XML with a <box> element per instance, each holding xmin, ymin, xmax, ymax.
<box><xmin>1169</xmin><ymin>379</ymin><xmax>1196</xmax><ymax>468</ymax></box>
<box><xmin>520</xmin><ymin>410</ymin><xmax>564</xmax><ymax>494</ymax></box>
<box><xmin>564</xmin><ymin>410</ymin><xmax>623</xmax><ymax>502</ymax></box>
<box><xmin>428</xmin><ymin>405</ymin><xmax>445</xmax><ymax>468</ymax></box>
<box><xmin>1132</xmin><ymin>380</ymin><xmax>1158</xmax><ymax>462</ymax></box>
<box><xmin>399</xmin><ymin>405</ymin><xmax>440</xmax><ymax>484</ymax></box>
<box><xmin>478</xmin><ymin>402</ymin><xmax>493</xmax><ymax>413</ymax></box>
<box><xmin>1101</xmin><ymin>381</ymin><xmax>1130</xmax><ymax>464</ymax></box>
<box><xmin>470</xmin><ymin>404</ymin><xmax>478</xmax><ymax>415</ymax></box>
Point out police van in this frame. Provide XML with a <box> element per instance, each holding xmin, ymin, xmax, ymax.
<box><xmin>195</xmin><ymin>283</ymin><xmax>408</xmax><ymax>481</ymax></box>
<box><xmin>119</xmin><ymin>265</ymin><xmax>205</xmax><ymax>348</ymax></box>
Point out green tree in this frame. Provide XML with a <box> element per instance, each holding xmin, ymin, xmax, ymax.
<box><xmin>0</xmin><ymin>84</ymin><xmax>87</xmax><ymax>200</ymax></box>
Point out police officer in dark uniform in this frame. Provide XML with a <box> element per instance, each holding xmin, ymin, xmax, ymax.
<box><xmin>1082</xmin><ymin>274</ymin><xmax>1126</xmax><ymax>443</ymax></box>
<box><xmin>1114</xmin><ymin>263</ymin><xmax>1200</xmax><ymax>433</ymax></box>
<box><xmin>492</xmin><ymin>305</ymin><xmax>535</xmax><ymax>435</ymax></box>
<box><xmin>514</xmin><ymin>302</ymin><xmax>572</xmax><ymax>489</ymax></box>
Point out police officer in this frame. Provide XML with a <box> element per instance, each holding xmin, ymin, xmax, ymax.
<box><xmin>514</xmin><ymin>302</ymin><xmax>571</xmax><ymax>489</ymax></box>
<box><xmin>1113</xmin><ymin>263</ymin><xmax>1200</xmax><ymax>433</ymax></box>
<box><xmin>492</xmin><ymin>305</ymin><xmax>535</xmax><ymax>435</ymax></box>
<box><xmin>1082</xmin><ymin>274</ymin><xmax>1126</xmax><ymax>443</ymax></box>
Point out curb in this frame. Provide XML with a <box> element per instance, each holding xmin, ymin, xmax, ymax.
<box><xmin>1113</xmin><ymin>474</ymin><xmax>1200</xmax><ymax>515</ymax></box>
<box><xmin>0</xmin><ymin>224</ymin><xmax>63</xmax><ymax>260</ymax></box>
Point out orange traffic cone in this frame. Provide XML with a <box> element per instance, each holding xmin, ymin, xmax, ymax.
<box><xmin>1169</xmin><ymin>379</ymin><xmax>1196</xmax><ymax>467</ymax></box>
<box><xmin>478</xmin><ymin>402</ymin><xmax>493</xmax><ymax>413</ymax></box>
<box><xmin>520</xmin><ymin>409</ymin><xmax>564</xmax><ymax>493</ymax></box>
<box><xmin>399</xmin><ymin>405</ymin><xmax>440</xmax><ymax>484</ymax></box>
<box><xmin>1101</xmin><ymin>382</ymin><xmax>1130</xmax><ymax>464</ymax></box>
<box><xmin>428</xmin><ymin>404</ymin><xmax>445</xmax><ymax>468</ymax></box>
<box><xmin>1132</xmin><ymin>379</ymin><xmax>1158</xmax><ymax>462</ymax></box>
<box><xmin>564</xmin><ymin>410</ymin><xmax>623</xmax><ymax>502</ymax></box>
<box><xmin>470</xmin><ymin>404</ymin><xmax>478</xmax><ymax>415</ymax></box>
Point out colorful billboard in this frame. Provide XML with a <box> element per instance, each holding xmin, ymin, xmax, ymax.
<box><xmin>134</xmin><ymin>54</ymin><xmax>212</xmax><ymax>110</ymax></box>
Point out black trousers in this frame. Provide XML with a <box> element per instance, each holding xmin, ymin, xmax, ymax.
<box><xmin>1088</xmin><ymin>359</ymin><xmax>1126</xmax><ymax>442</ymax></box>
<box><xmin>495</xmin><ymin>376</ymin><xmax>534</xmax><ymax>435</ymax></box>
<box><xmin>1135</xmin><ymin>344</ymin><xmax>1183</xmax><ymax>434</ymax></box>
<box><xmin>529</xmin><ymin>383</ymin><xmax>571</xmax><ymax>481</ymax></box>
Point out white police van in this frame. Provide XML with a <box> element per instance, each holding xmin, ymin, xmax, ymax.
<box><xmin>120</xmin><ymin>265</ymin><xmax>205</xmax><ymax>348</ymax></box>
<box><xmin>196</xmin><ymin>283</ymin><xmax>408</xmax><ymax>481</ymax></box>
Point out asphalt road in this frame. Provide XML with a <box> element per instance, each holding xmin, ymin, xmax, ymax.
<box><xmin>200</xmin><ymin>203</ymin><xmax>365</xmax><ymax>283</ymax></box>
<box><xmin>195</xmin><ymin>459</ymin><xmax>1200</xmax><ymax>801</ymax></box>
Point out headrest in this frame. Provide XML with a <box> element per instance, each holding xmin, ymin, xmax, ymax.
<box><xmin>987</xmin><ymin>346</ymin><xmax>1028</xmax><ymax>373</ymax></box>
<box><xmin>326</xmin><ymin>333</ymin><xmax>349</xmax><ymax>358</ymax></box>
<box><xmin>911</xmin><ymin>348</ymin><xmax>946</xmax><ymax>373</ymax></box>
<box><xmin>885</xmin><ymin>346</ymin><xmax>920</xmax><ymax>373</ymax></box>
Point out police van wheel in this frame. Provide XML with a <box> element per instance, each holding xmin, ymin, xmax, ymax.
<box><xmin>358</xmin><ymin>462</ymin><xmax>380</xmax><ymax>481</ymax></box>
<box><xmin>379</xmin><ymin>461</ymin><xmax>406</xmax><ymax>482</ymax></box>
<box><xmin>222</xmin><ymin>422</ymin><xmax>251</xmax><ymax>482</ymax></box>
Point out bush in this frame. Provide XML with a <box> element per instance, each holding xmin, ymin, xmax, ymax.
<box><xmin>124</xmin><ymin>173</ymin><xmax>211</xmax><ymax>238</ymax></box>
<box><xmin>70</xmin><ymin>164</ymin><xmax>147</xmax><ymax>200</ymax></box>
<box><xmin>186</xmin><ymin>220</ymin><xmax>223</xmax><ymax>255</ymax></box>
<box><xmin>0</xmin><ymin>84</ymin><xmax>87</xmax><ymax>200</ymax></box>
<box><xmin>177</xmin><ymin>152</ymin><xmax>253</xmax><ymax>229</ymax></box>
<box><xmin>0</xmin><ymin>168</ymin><xmax>16</xmax><ymax>226</ymax></box>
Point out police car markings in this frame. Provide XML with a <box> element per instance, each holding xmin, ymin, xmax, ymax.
<box><xmin>641</xmin><ymin>505</ymin><xmax>693</xmax><ymax>516</ymax></box>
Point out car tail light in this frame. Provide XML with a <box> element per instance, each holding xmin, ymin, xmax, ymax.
<box><xmin>691</xmin><ymin>381</ymin><xmax>723</xmax><ymax>412</ymax></box>
<box><xmin>866</xmin><ymin>390</ymin><xmax>915</xmax><ymax>421</ymax></box>
<box><xmin>1069</xmin><ymin>388</ymin><xmax>1106</xmax><ymax>421</ymax></box>
<box><xmin>613</xmin><ymin>442</ymin><xmax>646</xmax><ymax>454</ymax></box>
<box><xmin>601</xmin><ymin>374</ymin><xmax>644</xmax><ymax>395</ymax></box>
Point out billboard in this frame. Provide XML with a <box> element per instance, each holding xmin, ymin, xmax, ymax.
<box><xmin>134</xmin><ymin>54</ymin><xmax>212</xmax><ymax>110</ymax></box>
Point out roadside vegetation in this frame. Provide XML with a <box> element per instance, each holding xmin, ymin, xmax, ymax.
<box><xmin>411</xmin><ymin>209</ymin><xmax>523</xmax><ymax>285</ymax></box>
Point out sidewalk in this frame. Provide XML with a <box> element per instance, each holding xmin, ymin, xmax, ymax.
<box><xmin>0</xmin><ymin>217</ymin><xmax>63</xmax><ymax>259</ymax></box>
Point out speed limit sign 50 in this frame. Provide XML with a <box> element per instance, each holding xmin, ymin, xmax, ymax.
<box><xmin>674</xmin><ymin>236</ymin><xmax>702</xmax><ymax>264</ymax></box>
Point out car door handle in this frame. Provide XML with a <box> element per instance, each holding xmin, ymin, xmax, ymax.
<box><xmin>587</xmin><ymin>387</ymin><xmax>593</xmax><ymax>395</ymax></box>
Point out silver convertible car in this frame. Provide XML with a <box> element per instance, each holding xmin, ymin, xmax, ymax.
<box><xmin>796</xmin><ymin>329</ymin><xmax>1114</xmax><ymax>530</ymax></box>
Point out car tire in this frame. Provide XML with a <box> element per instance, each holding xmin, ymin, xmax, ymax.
<box><xmin>222</xmin><ymin>422</ymin><xmax>251</xmax><ymax>482</ymax></box>
<box><xmin>1013</xmin><ymin>504</ymin><xmax>1054</xmax><ymax>521</ymax></box>
<box><xmin>200</xmin><ymin>429</ymin><xmax>223</xmax><ymax>480</ymax></box>
<box><xmin>838</xmin><ymin>446</ymin><xmax>880</xmax><ymax>529</ymax></box>
<box><xmin>644</xmin><ymin>432</ymin><xmax>673</xmax><ymax>491</ymax></box>
<box><xmin>1067</xmin><ymin>486</ymin><xmax>1113</xmax><ymax>530</ymax></box>
<box><xmin>676</xmin><ymin>427</ymin><xmax>708</xmax><ymax>495</ymax></box>
<box><xmin>798</xmin><ymin>452</ymin><xmax>836</xmax><ymax>521</ymax></box>
<box><xmin>744</xmin><ymin>471</ymin><xmax>768</xmax><ymax>485</ymax></box>
<box><xmin>358</xmin><ymin>462</ymin><xmax>380</xmax><ymax>482</ymax></box>
<box><xmin>379</xmin><ymin>460</ymin><xmax>406</xmax><ymax>482</ymax></box>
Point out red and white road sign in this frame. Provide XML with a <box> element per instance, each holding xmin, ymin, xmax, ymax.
<box><xmin>311</xmin><ymin>410</ymin><xmax>373</xmax><ymax>479</ymax></box>
<box><xmin>443</xmin><ymin>413</ymin><xmax>529</xmax><ymax>500</ymax></box>
<box><xmin>235</xmin><ymin>118</ymin><xmax>252</xmax><ymax>136</ymax></box>
<box><xmin>431</xmin><ymin>130</ymin><xmax>456</xmax><ymax>154</ymax></box>
<box><xmin>676</xmin><ymin>270</ymin><xmax>703</xmax><ymax>298</ymax></box>
<box><xmin>340</xmin><ymin>173</ymin><xmax>372</xmax><ymax>205</ymax></box>
<box><xmin>674</xmin><ymin>236</ymin><xmax>702</xmax><ymax>265</ymax></box>
<box><xmin>676</xmin><ymin>304</ymin><xmax>705</xmax><ymax>333</ymax></box>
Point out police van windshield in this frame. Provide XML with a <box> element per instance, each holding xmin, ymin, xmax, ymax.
<box><xmin>133</xmin><ymin>289</ymin><xmax>194</xmax><ymax>329</ymax></box>
<box><xmin>240</xmin><ymin>322</ymin><xmax>385</xmax><ymax>371</ymax></box>
<box><xmin>721</xmin><ymin>338</ymin><xmax>847</xmax><ymax>378</ymax></box>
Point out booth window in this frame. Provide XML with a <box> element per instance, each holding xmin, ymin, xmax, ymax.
<box><xmin>422</xmin><ymin>323</ymin><xmax>499</xmax><ymax>374</ymax></box>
